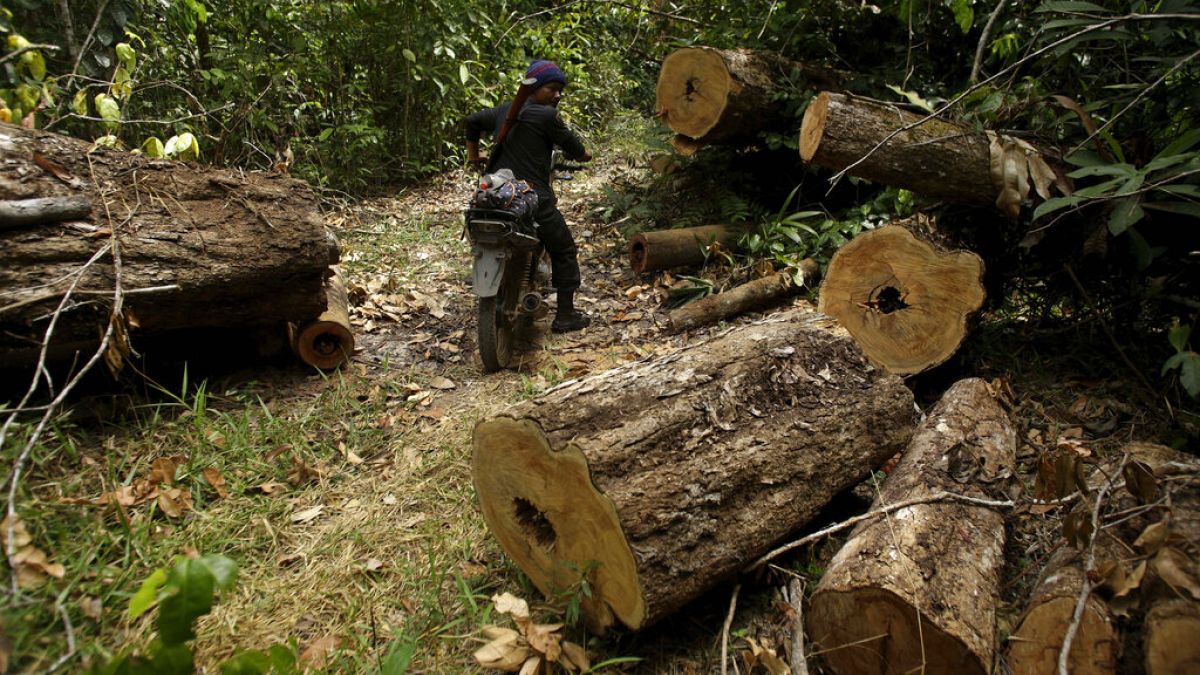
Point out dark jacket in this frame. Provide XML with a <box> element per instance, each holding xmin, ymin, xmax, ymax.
<box><xmin>464</xmin><ymin>101</ymin><xmax>586</xmax><ymax>200</ymax></box>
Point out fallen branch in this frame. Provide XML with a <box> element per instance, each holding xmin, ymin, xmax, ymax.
<box><xmin>720</xmin><ymin>583</ymin><xmax>741</xmax><ymax>675</ymax></box>
<box><xmin>787</xmin><ymin>578</ymin><xmax>809</xmax><ymax>675</ymax></box>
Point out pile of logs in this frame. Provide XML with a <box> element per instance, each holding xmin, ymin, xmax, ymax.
<box><xmin>0</xmin><ymin>123</ymin><xmax>353</xmax><ymax>371</ymax></box>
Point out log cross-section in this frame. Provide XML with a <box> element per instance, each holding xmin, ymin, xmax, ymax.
<box><xmin>473</xmin><ymin>310</ymin><xmax>915</xmax><ymax>633</ymax></box>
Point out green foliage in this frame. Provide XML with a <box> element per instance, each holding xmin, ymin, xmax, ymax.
<box><xmin>89</xmin><ymin>554</ymin><xmax>285</xmax><ymax>675</ymax></box>
<box><xmin>1163</xmin><ymin>319</ymin><xmax>1200</xmax><ymax>398</ymax></box>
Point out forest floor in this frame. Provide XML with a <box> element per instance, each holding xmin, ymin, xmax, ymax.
<box><xmin>6</xmin><ymin>151</ymin><xmax>1197</xmax><ymax>674</ymax></box>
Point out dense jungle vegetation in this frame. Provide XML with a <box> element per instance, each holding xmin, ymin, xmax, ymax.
<box><xmin>2</xmin><ymin>0</ymin><xmax>1198</xmax><ymax>672</ymax></box>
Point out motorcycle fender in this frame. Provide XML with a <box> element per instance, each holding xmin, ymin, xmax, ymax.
<box><xmin>473</xmin><ymin>249</ymin><xmax>507</xmax><ymax>297</ymax></box>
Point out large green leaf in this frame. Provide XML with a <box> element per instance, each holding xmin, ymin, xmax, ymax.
<box><xmin>128</xmin><ymin>568</ymin><xmax>169</xmax><ymax>619</ymax></box>
<box><xmin>157</xmin><ymin>558</ymin><xmax>217</xmax><ymax>645</ymax></box>
<box><xmin>1035</xmin><ymin>1</ymin><xmax>1113</xmax><ymax>12</ymax></box>
<box><xmin>1107</xmin><ymin>198</ymin><xmax>1144</xmax><ymax>235</ymax></box>
<box><xmin>94</xmin><ymin>93</ymin><xmax>121</xmax><ymax>130</ymax></box>
<box><xmin>1032</xmin><ymin>195</ymin><xmax>1083</xmax><ymax>220</ymax></box>
<box><xmin>951</xmin><ymin>0</ymin><xmax>973</xmax><ymax>33</ymax></box>
<box><xmin>1169</xmin><ymin>322</ymin><xmax>1192</xmax><ymax>353</ymax></box>
<box><xmin>116</xmin><ymin>42</ymin><xmax>137</xmax><ymax>69</ymax></box>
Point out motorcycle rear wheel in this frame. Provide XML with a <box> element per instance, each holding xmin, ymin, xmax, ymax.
<box><xmin>478</xmin><ymin>295</ymin><xmax>512</xmax><ymax>372</ymax></box>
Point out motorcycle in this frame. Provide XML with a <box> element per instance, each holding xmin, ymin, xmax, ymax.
<box><xmin>465</xmin><ymin>160</ymin><xmax>580</xmax><ymax>372</ymax></box>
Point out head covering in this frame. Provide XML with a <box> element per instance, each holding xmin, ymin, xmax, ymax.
<box><xmin>522</xmin><ymin>59</ymin><xmax>567</xmax><ymax>89</ymax></box>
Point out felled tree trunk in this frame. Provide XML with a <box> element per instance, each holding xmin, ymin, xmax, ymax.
<box><xmin>817</xmin><ymin>223</ymin><xmax>985</xmax><ymax>375</ymax></box>
<box><xmin>667</xmin><ymin>260</ymin><xmax>819</xmax><ymax>334</ymax></box>
<box><xmin>290</xmin><ymin>268</ymin><xmax>354</xmax><ymax>370</ymax></box>
<box><xmin>0</xmin><ymin>124</ymin><xmax>338</xmax><ymax>367</ymax></box>
<box><xmin>473</xmin><ymin>310</ymin><xmax>914</xmax><ymax>633</ymax></box>
<box><xmin>800</xmin><ymin>92</ymin><xmax>1068</xmax><ymax>216</ymax></box>
<box><xmin>657</xmin><ymin>48</ymin><xmax>841</xmax><ymax>155</ymax></box>
<box><xmin>1006</xmin><ymin>546</ymin><xmax>1120</xmax><ymax>675</ymax></box>
<box><xmin>807</xmin><ymin>378</ymin><xmax>1016</xmax><ymax>675</ymax></box>
<box><xmin>1145</xmin><ymin>600</ymin><xmax>1200</xmax><ymax>675</ymax></box>
<box><xmin>628</xmin><ymin>224</ymin><xmax>742</xmax><ymax>275</ymax></box>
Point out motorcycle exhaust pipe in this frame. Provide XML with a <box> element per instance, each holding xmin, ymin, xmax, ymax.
<box><xmin>520</xmin><ymin>291</ymin><xmax>545</xmax><ymax>315</ymax></box>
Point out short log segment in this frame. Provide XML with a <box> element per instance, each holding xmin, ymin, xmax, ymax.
<box><xmin>657</xmin><ymin>48</ymin><xmax>841</xmax><ymax>151</ymax></box>
<box><xmin>0</xmin><ymin>124</ymin><xmax>338</xmax><ymax>366</ymax></box>
<box><xmin>291</xmin><ymin>268</ymin><xmax>354</xmax><ymax>370</ymax></box>
<box><xmin>473</xmin><ymin>310</ymin><xmax>915</xmax><ymax>633</ymax></box>
<box><xmin>1145</xmin><ymin>600</ymin><xmax>1200</xmax><ymax>675</ymax></box>
<box><xmin>1006</xmin><ymin>546</ymin><xmax>1120</xmax><ymax>675</ymax></box>
<box><xmin>817</xmin><ymin>224</ymin><xmax>985</xmax><ymax>375</ymax></box>
<box><xmin>667</xmin><ymin>260</ymin><xmax>819</xmax><ymax>334</ymax></box>
<box><xmin>807</xmin><ymin>378</ymin><xmax>1016</xmax><ymax>675</ymax></box>
<box><xmin>800</xmin><ymin>92</ymin><xmax>1067</xmax><ymax>215</ymax></box>
<box><xmin>0</xmin><ymin>195</ymin><xmax>91</xmax><ymax>229</ymax></box>
<box><xmin>628</xmin><ymin>224</ymin><xmax>742</xmax><ymax>275</ymax></box>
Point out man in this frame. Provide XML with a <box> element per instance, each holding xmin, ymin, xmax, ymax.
<box><xmin>464</xmin><ymin>59</ymin><xmax>592</xmax><ymax>333</ymax></box>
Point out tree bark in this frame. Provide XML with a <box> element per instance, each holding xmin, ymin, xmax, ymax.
<box><xmin>807</xmin><ymin>378</ymin><xmax>1016</xmax><ymax>675</ymax></box>
<box><xmin>800</xmin><ymin>92</ymin><xmax>1068</xmax><ymax>215</ymax></box>
<box><xmin>657</xmin><ymin>48</ymin><xmax>841</xmax><ymax>149</ymax></box>
<box><xmin>291</xmin><ymin>268</ymin><xmax>354</xmax><ymax>370</ymax></box>
<box><xmin>0</xmin><ymin>196</ymin><xmax>92</xmax><ymax>229</ymax></box>
<box><xmin>472</xmin><ymin>309</ymin><xmax>915</xmax><ymax>633</ymax></box>
<box><xmin>628</xmin><ymin>224</ymin><xmax>742</xmax><ymax>275</ymax></box>
<box><xmin>1145</xmin><ymin>600</ymin><xmax>1200</xmax><ymax>675</ymax></box>
<box><xmin>817</xmin><ymin>223</ymin><xmax>985</xmax><ymax>375</ymax></box>
<box><xmin>1006</xmin><ymin>546</ymin><xmax>1120</xmax><ymax>675</ymax></box>
<box><xmin>667</xmin><ymin>261</ymin><xmax>819</xmax><ymax>334</ymax></box>
<box><xmin>0</xmin><ymin>124</ymin><xmax>338</xmax><ymax>367</ymax></box>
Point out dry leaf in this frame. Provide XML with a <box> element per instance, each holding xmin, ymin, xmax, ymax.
<box><xmin>1135</xmin><ymin>520</ymin><xmax>1170</xmax><ymax>555</ymax></box>
<box><xmin>526</xmin><ymin>623</ymin><xmax>563</xmax><ymax>662</ymax></box>
<box><xmin>11</xmin><ymin>545</ymin><xmax>66</xmax><ymax>589</ymax></box>
<box><xmin>382</xmin><ymin>494</ymin><xmax>398</xmax><ymax>506</ymax></box>
<box><xmin>1124</xmin><ymin>460</ymin><xmax>1160</xmax><ymax>503</ymax></box>
<box><xmin>80</xmin><ymin>596</ymin><xmax>103</xmax><ymax>620</ymax></box>
<box><xmin>202</xmin><ymin>467</ymin><xmax>229</xmax><ymax>499</ymax></box>
<box><xmin>1152</xmin><ymin>548</ymin><xmax>1200</xmax><ymax>600</ymax></box>
<box><xmin>474</xmin><ymin>629</ymin><xmax>530</xmax><ymax>671</ymax></box>
<box><xmin>561</xmin><ymin>641</ymin><xmax>589</xmax><ymax>671</ymax></box>
<box><xmin>287</xmin><ymin>457</ymin><xmax>325</xmax><ymax>485</ymax></box>
<box><xmin>254</xmin><ymin>480</ymin><xmax>287</xmax><ymax>496</ymax></box>
<box><xmin>148</xmin><ymin>455</ymin><xmax>186</xmax><ymax>486</ymax></box>
<box><xmin>364</xmin><ymin>558</ymin><xmax>385</xmax><ymax>572</ymax></box>
<box><xmin>518</xmin><ymin>656</ymin><xmax>542</xmax><ymax>675</ymax></box>
<box><xmin>157</xmin><ymin>488</ymin><xmax>193</xmax><ymax>518</ymax></box>
<box><xmin>744</xmin><ymin>637</ymin><xmax>791</xmax><ymax>675</ymax></box>
<box><xmin>429</xmin><ymin>376</ymin><xmax>456</xmax><ymax>390</ymax></box>
<box><xmin>291</xmin><ymin>505</ymin><xmax>325</xmax><ymax>524</ymax></box>
<box><xmin>1</xmin><ymin>516</ymin><xmax>32</xmax><ymax>550</ymax></box>
<box><xmin>299</xmin><ymin>635</ymin><xmax>342</xmax><ymax>669</ymax></box>
<box><xmin>493</xmin><ymin>592</ymin><xmax>531</xmax><ymax>621</ymax></box>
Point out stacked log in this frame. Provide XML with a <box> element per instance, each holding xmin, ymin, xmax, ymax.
<box><xmin>290</xmin><ymin>268</ymin><xmax>354</xmax><ymax>370</ymax></box>
<box><xmin>628</xmin><ymin>224</ymin><xmax>743</xmax><ymax>275</ymax></box>
<box><xmin>807</xmin><ymin>378</ymin><xmax>1016</xmax><ymax>675</ymax></box>
<box><xmin>472</xmin><ymin>309</ymin><xmax>915</xmax><ymax>633</ymax></box>
<box><xmin>657</xmin><ymin>48</ymin><xmax>842</xmax><ymax>155</ymax></box>
<box><xmin>817</xmin><ymin>224</ymin><xmax>986</xmax><ymax>375</ymax></box>
<box><xmin>0</xmin><ymin>123</ymin><xmax>339</xmax><ymax>368</ymax></box>
<box><xmin>667</xmin><ymin>260</ymin><xmax>819</xmax><ymax>334</ymax></box>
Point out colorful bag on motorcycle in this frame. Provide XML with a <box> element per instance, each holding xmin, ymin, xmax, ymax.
<box><xmin>471</xmin><ymin>168</ymin><xmax>539</xmax><ymax>229</ymax></box>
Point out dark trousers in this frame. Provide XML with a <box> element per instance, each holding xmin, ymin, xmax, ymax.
<box><xmin>535</xmin><ymin>197</ymin><xmax>580</xmax><ymax>292</ymax></box>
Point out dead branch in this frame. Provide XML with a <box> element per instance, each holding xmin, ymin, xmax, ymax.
<box><xmin>720</xmin><ymin>582</ymin><xmax>741</xmax><ymax>675</ymax></box>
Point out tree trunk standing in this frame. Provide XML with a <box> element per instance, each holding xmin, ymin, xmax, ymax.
<box><xmin>628</xmin><ymin>224</ymin><xmax>742</xmax><ymax>275</ymax></box>
<box><xmin>473</xmin><ymin>310</ymin><xmax>915</xmax><ymax>633</ymax></box>
<box><xmin>667</xmin><ymin>261</ymin><xmax>819</xmax><ymax>334</ymax></box>
<box><xmin>656</xmin><ymin>48</ymin><xmax>841</xmax><ymax>152</ymax></box>
<box><xmin>807</xmin><ymin>378</ymin><xmax>1016</xmax><ymax>675</ymax></box>
<box><xmin>0</xmin><ymin>124</ymin><xmax>339</xmax><ymax>367</ymax></box>
<box><xmin>1006</xmin><ymin>546</ymin><xmax>1120</xmax><ymax>675</ymax></box>
<box><xmin>817</xmin><ymin>224</ymin><xmax>985</xmax><ymax>375</ymax></box>
<box><xmin>800</xmin><ymin>92</ymin><xmax>1069</xmax><ymax>216</ymax></box>
<box><xmin>55</xmin><ymin>0</ymin><xmax>78</xmax><ymax>62</ymax></box>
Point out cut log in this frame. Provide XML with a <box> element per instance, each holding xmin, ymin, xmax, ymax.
<box><xmin>657</xmin><ymin>48</ymin><xmax>842</xmax><ymax>149</ymax></box>
<box><xmin>1006</xmin><ymin>546</ymin><xmax>1120</xmax><ymax>675</ymax></box>
<box><xmin>0</xmin><ymin>124</ymin><xmax>339</xmax><ymax>367</ymax></box>
<box><xmin>472</xmin><ymin>309</ymin><xmax>915</xmax><ymax>633</ymax></box>
<box><xmin>1145</xmin><ymin>600</ymin><xmax>1200</xmax><ymax>675</ymax></box>
<box><xmin>667</xmin><ymin>260</ymin><xmax>819</xmax><ymax>334</ymax></box>
<box><xmin>0</xmin><ymin>195</ymin><xmax>91</xmax><ymax>229</ymax></box>
<box><xmin>800</xmin><ymin>91</ymin><xmax>1068</xmax><ymax>215</ymax></box>
<box><xmin>817</xmin><ymin>224</ymin><xmax>985</xmax><ymax>375</ymax></box>
<box><xmin>807</xmin><ymin>378</ymin><xmax>1016</xmax><ymax>675</ymax></box>
<box><xmin>291</xmin><ymin>268</ymin><xmax>354</xmax><ymax>370</ymax></box>
<box><xmin>628</xmin><ymin>224</ymin><xmax>742</xmax><ymax>275</ymax></box>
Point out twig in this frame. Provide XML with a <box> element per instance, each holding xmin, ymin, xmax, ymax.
<box><xmin>0</xmin><ymin>284</ymin><xmax>180</xmax><ymax>317</ymax></box>
<box><xmin>44</xmin><ymin>599</ymin><xmax>77</xmax><ymax>673</ymax></box>
<box><xmin>1067</xmin><ymin>48</ymin><xmax>1200</xmax><ymax>157</ymax></box>
<box><xmin>970</xmin><ymin>0</ymin><xmax>1010</xmax><ymax>84</ymax></box>
<box><xmin>787</xmin><ymin>579</ymin><xmax>809</xmax><ymax>675</ymax></box>
<box><xmin>720</xmin><ymin>582</ymin><xmax>741</xmax><ymax>675</ymax></box>
<box><xmin>827</xmin><ymin>13</ymin><xmax>1200</xmax><ymax>192</ymax></box>
<box><xmin>1058</xmin><ymin>455</ymin><xmax>1129</xmax><ymax>675</ymax></box>
<box><xmin>70</xmin><ymin>0</ymin><xmax>110</xmax><ymax>79</ymax></box>
<box><xmin>0</xmin><ymin>44</ymin><xmax>61</xmax><ymax>66</ymax></box>
<box><xmin>495</xmin><ymin>0</ymin><xmax>701</xmax><ymax>48</ymax></box>
<box><xmin>52</xmin><ymin>104</ymin><xmax>235</xmax><ymax>128</ymax></box>
<box><xmin>1063</xmin><ymin>264</ymin><xmax>1156</xmax><ymax>394</ymax></box>
<box><xmin>757</xmin><ymin>1</ymin><xmax>780</xmax><ymax>40</ymax></box>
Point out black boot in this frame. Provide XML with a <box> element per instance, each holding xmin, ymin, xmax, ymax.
<box><xmin>552</xmin><ymin>289</ymin><xmax>591</xmax><ymax>333</ymax></box>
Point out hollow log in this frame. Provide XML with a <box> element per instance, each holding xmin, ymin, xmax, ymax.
<box><xmin>1006</xmin><ymin>546</ymin><xmax>1120</xmax><ymax>675</ymax></box>
<box><xmin>657</xmin><ymin>48</ymin><xmax>842</xmax><ymax>149</ymax></box>
<box><xmin>800</xmin><ymin>92</ymin><xmax>1068</xmax><ymax>215</ymax></box>
<box><xmin>291</xmin><ymin>268</ymin><xmax>354</xmax><ymax>370</ymax></box>
<box><xmin>0</xmin><ymin>195</ymin><xmax>91</xmax><ymax>229</ymax></box>
<box><xmin>817</xmin><ymin>223</ymin><xmax>985</xmax><ymax>375</ymax></box>
<box><xmin>472</xmin><ymin>309</ymin><xmax>915</xmax><ymax>633</ymax></box>
<box><xmin>0</xmin><ymin>123</ymin><xmax>338</xmax><ymax>367</ymax></box>
<box><xmin>628</xmin><ymin>224</ymin><xmax>742</xmax><ymax>275</ymax></box>
<box><xmin>667</xmin><ymin>260</ymin><xmax>819</xmax><ymax>334</ymax></box>
<box><xmin>1145</xmin><ymin>600</ymin><xmax>1200</xmax><ymax>675</ymax></box>
<box><xmin>807</xmin><ymin>378</ymin><xmax>1016</xmax><ymax>675</ymax></box>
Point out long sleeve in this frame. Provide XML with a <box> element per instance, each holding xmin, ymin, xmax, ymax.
<box><xmin>464</xmin><ymin>105</ymin><xmax>503</xmax><ymax>142</ymax></box>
